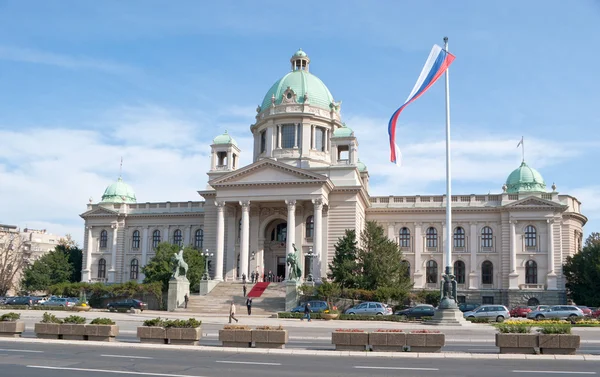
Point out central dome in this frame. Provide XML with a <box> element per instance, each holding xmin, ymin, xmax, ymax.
<box><xmin>101</xmin><ymin>177</ymin><xmax>137</xmax><ymax>204</ymax></box>
<box><xmin>505</xmin><ymin>161</ymin><xmax>547</xmax><ymax>193</ymax></box>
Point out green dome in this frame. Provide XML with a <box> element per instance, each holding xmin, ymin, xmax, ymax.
<box><xmin>293</xmin><ymin>48</ymin><xmax>307</xmax><ymax>57</ymax></box>
<box><xmin>332</xmin><ymin>125</ymin><xmax>354</xmax><ymax>138</ymax></box>
<box><xmin>101</xmin><ymin>177</ymin><xmax>137</xmax><ymax>204</ymax></box>
<box><xmin>356</xmin><ymin>159</ymin><xmax>367</xmax><ymax>172</ymax></box>
<box><xmin>212</xmin><ymin>130</ymin><xmax>237</xmax><ymax>146</ymax></box>
<box><xmin>505</xmin><ymin>161</ymin><xmax>547</xmax><ymax>193</ymax></box>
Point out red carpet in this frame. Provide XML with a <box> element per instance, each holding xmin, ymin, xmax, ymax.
<box><xmin>247</xmin><ymin>282</ymin><xmax>270</xmax><ymax>298</ymax></box>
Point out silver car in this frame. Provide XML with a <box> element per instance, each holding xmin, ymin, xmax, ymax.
<box><xmin>527</xmin><ymin>305</ymin><xmax>583</xmax><ymax>320</ymax></box>
<box><xmin>344</xmin><ymin>301</ymin><xmax>392</xmax><ymax>316</ymax></box>
<box><xmin>463</xmin><ymin>304</ymin><xmax>510</xmax><ymax>322</ymax></box>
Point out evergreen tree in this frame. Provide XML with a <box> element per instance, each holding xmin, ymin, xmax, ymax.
<box><xmin>58</xmin><ymin>235</ymin><xmax>83</xmax><ymax>283</ymax></box>
<box><xmin>21</xmin><ymin>249</ymin><xmax>73</xmax><ymax>292</ymax></box>
<box><xmin>563</xmin><ymin>233</ymin><xmax>600</xmax><ymax>306</ymax></box>
<box><xmin>327</xmin><ymin>229</ymin><xmax>359</xmax><ymax>288</ymax></box>
<box><xmin>142</xmin><ymin>243</ymin><xmax>205</xmax><ymax>292</ymax></box>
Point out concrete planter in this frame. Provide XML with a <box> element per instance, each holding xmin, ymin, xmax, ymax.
<box><xmin>0</xmin><ymin>321</ymin><xmax>25</xmax><ymax>338</ymax></box>
<box><xmin>34</xmin><ymin>323</ymin><xmax>62</xmax><ymax>339</ymax></box>
<box><xmin>406</xmin><ymin>332</ymin><xmax>445</xmax><ymax>352</ymax></box>
<box><xmin>166</xmin><ymin>327</ymin><xmax>202</xmax><ymax>345</ymax></box>
<box><xmin>369</xmin><ymin>332</ymin><xmax>406</xmax><ymax>352</ymax></box>
<box><xmin>219</xmin><ymin>328</ymin><xmax>252</xmax><ymax>348</ymax></box>
<box><xmin>539</xmin><ymin>334</ymin><xmax>580</xmax><ymax>355</ymax></box>
<box><xmin>331</xmin><ymin>331</ymin><xmax>368</xmax><ymax>351</ymax></box>
<box><xmin>71</xmin><ymin>306</ymin><xmax>91</xmax><ymax>312</ymax></box>
<box><xmin>137</xmin><ymin>326</ymin><xmax>168</xmax><ymax>344</ymax></box>
<box><xmin>495</xmin><ymin>333</ymin><xmax>538</xmax><ymax>354</ymax></box>
<box><xmin>60</xmin><ymin>324</ymin><xmax>87</xmax><ymax>340</ymax></box>
<box><xmin>252</xmin><ymin>329</ymin><xmax>288</xmax><ymax>349</ymax></box>
<box><xmin>321</xmin><ymin>313</ymin><xmax>339</xmax><ymax>320</ymax></box>
<box><xmin>85</xmin><ymin>325</ymin><xmax>119</xmax><ymax>342</ymax></box>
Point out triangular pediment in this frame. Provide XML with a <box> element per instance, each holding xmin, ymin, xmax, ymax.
<box><xmin>80</xmin><ymin>206</ymin><xmax>119</xmax><ymax>217</ymax></box>
<box><xmin>504</xmin><ymin>196</ymin><xmax>566</xmax><ymax>210</ymax></box>
<box><xmin>209</xmin><ymin>159</ymin><xmax>328</xmax><ymax>187</ymax></box>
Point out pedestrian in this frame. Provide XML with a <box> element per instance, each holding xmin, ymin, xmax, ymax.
<box><xmin>246</xmin><ymin>297</ymin><xmax>253</xmax><ymax>315</ymax></box>
<box><xmin>243</xmin><ymin>284</ymin><xmax>247</xmax><ymax>297</ymax></box>
<box><xmin>250</xmin><ymin>271</ymin><xmax>255</xmax><ymax>284</ymax></box>
<box><xmin>242</xmin><ymin>273</ymin><xmax>246</xmax><ymax>284</ymax></box>
<box><xmin>184</xmin><ymin>293</ymin><xmax>189</xmax><ymax>309</ymax></box>
<box><xmin>301</xmin><ymin>302</ymin><xmax>311</xmax><ymax>321</ymax></box>
<box><xmin>229</xmin><ymin>300</ymin><xmax>239</xmax><ymax>323</ymax></box>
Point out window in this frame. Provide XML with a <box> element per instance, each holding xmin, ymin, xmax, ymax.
<box><xmin>401</xmin><ymin>260</ymin><xmax>410</xmax><ymax>277</ymax></box>
<box><xmin>426</xmin><ymin>260</ymin><xmax>438</xmax><ymax>283</ymax></box>
<box><xmin>100</xmin><ymin>230</ymin><xmax>108</xmax><ymax>248</ymax></box>
<box><xmin>399</xmin><ymin>227</ymin><xmax>410</xmax><ymax>248</ymax></box>
<box><xmin>426</xmin><ymin>227</ymin><xmax>438</xmax><ymax>249</ymax></box>
<box><xmin>454</xmin><ymin>227</ymin><xmax>465</xmax><ymax>248</ymax></box>
<box><xmin>525</xmin><ymin>260</ymin><xmax>538</xmax><ymax>284</ymax></box>
<box><xmin>271</xmin><ymin>223</ymin><xmax>287</xmax><ymax>242</ymax></box>
<box><xmin>305</xmin><ymin>216</ymin><xmax>314</xmax><ymax>238</ymax></box>
<box><xmin>525</xmin><ymin>225</ymin><xmax>537</xmax><ymax>248</ymax></box>
<box><xmin>98</xmin><ymin>258</ymin><xmax>106</xmax><ymax>279</ymax></box>
<box><xmin>482</xmin><ymin>296</ymin><xmax>494</xmax><ymax>305</ymax></box>
<box><xmin>297</xmin><ymin>124</ymin><xmax>302</xmax><ymax>148</ymax></box>
<box><xmin>194</xmin><ymin>229</ymin><xmax>204</xmax><ymax>249</ymax></box>
<box><xmin>173</xmin><ymin>229</ymin><xmax>182</xmax><ymax>246</ymax></box>
<box><xmin>454</xmin><ymin>260</ymin><xmax>465</xmax><ymax>284</ymax></box>
<box><xmin>260</xmin><ymin>130</ymin><xmax>266</xmax><ymax>153</ymax></box>
<box><xmin>281</xmin><ymin>124</ymin><xmax>295</xmax><ymax>148</ymax></box>
<box><xmin>481</xmin><ymin>226</ymin><xmax>493</xmax><ymax>248</ymax></box>
<box><xmin>481</xmin><ymin>261</ymin><xmax>493</xmax><ymax>284</ymax></box>
<box><xmin>152</xmin><ymin>230</ymin><xmax>161</xmax><ymax>249</ymax></box>
<box><xmin>132</xmin><ymin>230</ymin><xmax>140</xmax><ymax>249</ymax></box>
<box><xmin>130</xmin><ymin>259</ymin><xmax>139</xmax><ymax>280</ymax></box>
<box><xmin>314</xmin><ymin>127</ymin><xmax>325</xmax><ymax>151</ymax></box>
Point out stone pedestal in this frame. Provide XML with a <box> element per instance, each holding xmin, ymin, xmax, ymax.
<box><xmin>508</xmin><ymin>272</ymin><xmax>519</xmax><ymax>290</ymax></box>
<box><xmin>199</xmin><ymin>280</ymin><xmax>220</xmax><ymax>296</ymax></box>
<box><xmin>285</xmin><ymin>280</ymin><xmax>300</xmax><ymax>311</ymax></box>
<box><xmin>427</xmin><ymin>298</ymin><xmax>471</xmax><ymax>327</ymax></box>
<box><xmin>168</xmin><ymin>277</ymin><xmax>190</xmax><ymax>312</ymax></box>
<box><xmin>81</xmin><ymin>269</ymin><xmax>91</xmax><ymax>283</ymax></box>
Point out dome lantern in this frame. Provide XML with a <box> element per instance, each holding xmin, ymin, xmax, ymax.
<box><xmin>290</xmin><ymin>48</ymin><xmax>310</xmax><ymax>72</ymax></box>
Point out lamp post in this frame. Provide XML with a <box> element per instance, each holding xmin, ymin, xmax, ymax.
<box><xmin>201</xmin><ymin>249</ymin><xmax>214</xmax><ymax>280</ymax></box>
<box><xmin>306</xmin><ymin>247</ymin><xmax>316</xmax><ymax>282</ymax></box>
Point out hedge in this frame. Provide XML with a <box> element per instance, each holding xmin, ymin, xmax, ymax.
<box><xmin>277</xmin><ymin>312</ymin><xmax>431</xmax><ymax>322</ymax></box>
<box><xmin>0</xmin><ymin>305</ymin><xmax>67</xmax><ymax>311</ymax></box>
<box><xmin>47</xmin><ymin>281</ymin><xmax>163</xmax><ymax>309</ymax></box>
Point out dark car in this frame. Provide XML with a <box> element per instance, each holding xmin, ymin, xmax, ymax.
<box><xmin>458</xmin><ymin>303</ymin><xmax>480</xmax><ymax>313</ymax></box>
<box><xmin>394</xmin><ymin>304</ymin><xmax>435</xmax><ymax>319</ymax></box>
<box><xmin>107</xmin><ymin>298</ymin><xmax>147</xmax><ymax>311</ymax></box>
<box><xmin>5</xmin><ymin>296</ymin><xmax>33</xmax><ymax>306</ymax></box>
<box><xmin>291</xmin><ymin>300</ymin><xmax>328</xmax><ymax>313</ymax></box>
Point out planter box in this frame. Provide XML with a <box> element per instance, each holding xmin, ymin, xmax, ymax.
<box><xmin>60</xmin><ymin>324</ymin><xmax>87</xmax><ymax>340</ymax></box>
<box><xmin>0</xmin><ymin>321</ymin><xmax>25</xmax><ymax>338</ymax></box>
<box><xmin>85</xmin><ymin>325</ymin><xmax>119</xmax><ymax>342</ymax></box>
<box><xmin>252</xmin><ymin>329</ymin><xmax>288</xmax><ymax>349</ymax></box>
<box><xmin>406</xmin><ymin>333</ymin><xmax>445</xmax><ymax>352</ymax></box>
<box><xmin>369</xmin><ymin>332</ymin><xmax>406</xmax><ymax>352</ymax></box>
<box><xmin>166</xmin><ymin>327</ymin><xmax>202</xmax><ymax>346</ymax></box>
<box><xmin>35</xmin><ymin>323</ymin><xmax>62</xmax><ymax>339</ymax></box>
<box><xmin>495</xmin><ymin>333</ymin><xmax>537</xmax><ymax>354</ymax></box>
<box><xmin>219</xmin><ymin>329</ymin><xmax>252</xmax><ymax>348</ymax></box>
<box><xmin>137</xmin><ymin>326</ymin><xmax>168</xmax><ymax>344</ymax></box>
<box><xmin>321</xmin><ymin>313</ymin><xmax>339</xmax><ymax>320</ymax></box>
<box><xmin>331</xmin><ymin>331</ymin><xmax>368</xmax><ymax>351</ymax></box>
<box><xmin>539</xmin><ymin>334</ymin><xmax>580</xmax><ymax>355</ymax></box>
<box><xmin>71</xmin><ymin>306</ymin><xmax>91</xmax><ymax>312</ymax></box>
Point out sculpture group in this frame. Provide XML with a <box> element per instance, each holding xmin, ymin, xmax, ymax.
<box><xmin>171</xmin><ymin>249</ymin><xmax>188</xmax><ymax>279</ymax></box>
<box><xmin>287</xmin><ymin>243</ymin><xmax>302</xmax><ymax>281</ymax></box>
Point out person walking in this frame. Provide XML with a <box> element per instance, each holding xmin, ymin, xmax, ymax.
<box><xmin>301</xmin><ymin>302</ymin><xmax>311</xmax><ymax>322</ymax></box>
<box><xmin>184</xmin><ymin>293</ymin><xmax>189</xmax><ymax>309</ymax></box>
<box><xmin>242</xmin><ymin>273</ymin><xmax>246</xmax><ymax>284</ymax></box>
<box><xmin>229</xmin><ymin>300</ymin><xmax>239</xmax><ymax>323</ymax></box>
<box><xmin>246</xmin><ymin>297</ymin><xmax>253</xmax><ymax>315</ymax></box>
<box><xmin>242</xmin><ymin>284</ymin><xmax>247</xmax><ymax>297</ymax></box>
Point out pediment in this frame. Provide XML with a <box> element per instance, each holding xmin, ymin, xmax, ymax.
<box><xmin>209</xmin><ymin>160</ymin><xmax>328</xmax><ymax>187</ymax></box>
<box><xmin>503</xmin><ymin>196</ymin><xmax>566</xmax><ymax>210</ymax></box>
<box><xmin>80</xmin><ymin>206</ymin><xmax>119</xmax><ymax>217</ymax></box>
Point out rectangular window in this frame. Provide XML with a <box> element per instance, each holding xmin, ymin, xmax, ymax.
<box><xmin>314</xmin><ymin>126</ymin><xmax>325</xmax><ymax>151</ymax></box>
<box><xmin>260</xmin><ymin>130</ymin><xmax>266</xmax><ymax>153</ymax></box>
<box><xmin>482</xmin><ymin>296</ymin><xmax>494</xmax><ymax>304</ymax></box>
<box><xmin>281</xmin><ymin>124</ymin><xmax>295</xmax><ymax>148</ymax></box>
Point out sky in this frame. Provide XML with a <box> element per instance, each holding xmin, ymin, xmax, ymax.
<box><xmin>0</xmin><ymin>1</ymin><xmax>598</xmax><ymax>245</ymax></box>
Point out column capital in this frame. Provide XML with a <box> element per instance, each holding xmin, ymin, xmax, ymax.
<box><xmin>546</xmin><ymin>218</ymin><xmax>555</xmax><ymax>224</ymax></box>
<box><xmin>285</xmin><ymin>199</ymin><xmax>297</xmax><ymax>209</ymax></box>
<box><xmin>413</xmin><ymin>222</ymin><xmax>422</xmax><ymax>228</ymax></box>
<box><xmin>111</xmin><ymin>223</ymin><xmax>118</xmax><ymax>230</ymax></box>
<box><xmin>239</xmin><ymin>200</ymin><xmax>251</xmax><ymax>210</ymax></box>
<box><xmin>87</xmin><ymin>226</ymin><xmax>93</xmax><ymax>230</ymax></box>
<box><xmin>509</xmin><ymin>220</ymin><xmax>518</xmax><ymax>225</ymax></box>
<box><xmin>312</xmin><ymin>198</ymin><xmax>323</xmax><ymax>209</ymax></box>
<box><xmin>215</xmin><ymin>200</ymin><xmax>226</xmax><ymax>209</ymax></box>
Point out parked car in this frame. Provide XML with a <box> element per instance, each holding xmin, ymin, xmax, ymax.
<box><xmin>577</xmin><ymin>306</ymin><xmax>592</xmax><ymax>317</ymax></box>
<box><xmin>41</xmin><ymin>297</ymin><xmax>75</xmax><ymax>307</ymax></box>
<box><xmin>394</xmin><ymin>304</ymin><xmax>435</xmax><ymax>319</ymax></box>
<box><xmin>463</xmin><ymin>305</ymin><xmax>510</xmax><ymax>322</ymax></box>
<box><xmin>344</xmin><ymin>301</ymin><xmax>392</xmax><ymax>316</ymax></box>
<box><xmin>291</xmin><ymin>300</ymin><xmax>328</xmax><ymax>313</ymax></box>
<box><xmin>107</xmin><ymin>298</ymin><xmax>147</xmax><ymax>311</ymax></box>
<box><xmin>592</xmin><ymin>308</ymin><xmax>600</xmax><ymax>318</ymax></box>
<box><xmin>527</xmin><ymin>305</ymin><xmax>584</xmax><ymax>320</ymax></box>
<box><xmin>5</xmin><ymin>296</ymin><xmax>33</xmax><ymax>306</ymax></box>
<box><xmin>458</xmin><ymin>303</ymin><xmax>480</xmax><ymax>313</ymax></box>
<box><xmin>528</xmin><ymin>305</ymin><xmax>550</xmax><ymax>312</ymax></box>
<box><xmin>510</xmin><ymin>305</ymin><xmax>532</xmax><ymax>318</ymax></box>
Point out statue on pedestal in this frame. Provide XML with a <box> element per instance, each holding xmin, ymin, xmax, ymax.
<box><xmin>287</xmin><ymin>244</ymin><xmax>302</xmax><ymax>281</ymax></box>
<box><xmin>171</xmin><ymin>249</ymin><xmax>188</xmax><ymax>279</ymax></box>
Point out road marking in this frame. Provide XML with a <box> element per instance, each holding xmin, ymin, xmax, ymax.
<box><xmin>101</xmin><ymin>354</ymin><xmax>154</xmax><ymax>359</ymax></box>
<box><xmin>355</xmin><ymin>366</ymin><xmax>439</xmax><ymax>371</ymax></box>
<box><xmin>512</xmin><ymin>371</ymin><xmax>596</xmax><ymax>375</ymax></box>
<box><xmin>27</xmin><ymin>366</ymin><xmax>207</xmax><ymax>377</ymax></box>
<box><xmin>215</xmin><ymin>361</ymin><xmax>282</xmax><ymax>366</ymax></box>
<box><xmin>0</xmin><ymin>349</ymin><xmax>43</xmax><ymax>353</ymax></box>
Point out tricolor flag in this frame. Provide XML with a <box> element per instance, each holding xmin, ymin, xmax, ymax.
<box><xmin>517</xmin><ymin>136</ymin><xmax>523</xmax><ymax>148</ymax></box>
<box><xmin>388</xmin><ymin>45</ymin><xmax>456</xmax><ymax>165</ymax></box>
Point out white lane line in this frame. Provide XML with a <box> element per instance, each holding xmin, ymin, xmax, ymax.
<box><xmin>101</xmin><ymin>354</ymin><xmax>154</xmax><ymax>359</ymax></box>
<box><xmin>512</xmin><ymin>371</ymin><xmax>596</xmax><ymax>375</ymax></box>
<box><xmin>355</xmin><ymin>366</ymin><xmax>439</xmax><ymax>371</ymax></box>
<box><xmin>215</xmin><ymin>360</ymin><xmax>282</xmax><ymax>366</ymax></box>
<box><xmin>27</xmin><ymin>365</ymin><xmax>206</xmax><ymax>377</ymax></box>
<box><xmin>0</xmin><ymin>348</ymin><xmax>43</xmax><ymax>353</ymax></box>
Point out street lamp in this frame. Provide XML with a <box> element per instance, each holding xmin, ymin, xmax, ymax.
<box><xmin>201</xmin><ymin>249</ymin><xmax>214</xmax><ymax>280</ymax></box>
<box><xmin>306</xmin><ymin>247</ymin><xmax>316</xmax><ymax>282</ymax></box>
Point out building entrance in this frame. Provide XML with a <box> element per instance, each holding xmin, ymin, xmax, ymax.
<box><xmin>277</xmin><ymin>257</ymin><xmax>286</xmax><ymax>281</ymax></box>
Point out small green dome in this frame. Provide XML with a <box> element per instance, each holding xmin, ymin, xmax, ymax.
<box><xmin>212</xmin><ymin>130</ymin><xmax>237</xmax><ymax>146</ymax></box>
<box><xmin>505</xmin><ymin>161</ymin><xmax>547</xmax><ymax>193</ymax></box>
<box><xmin>101</xmin><ymin>177</ymin><xmax>137</xmax><ymax>204</ymax></box>
<box><xmin>332</xmin><ymin>125</ymin><xmax>354</xmax><ymax>138</ymax></box>
<box><xmin>293</xmin><ymin>48</ymin><xmax>307</xmax><ymax>58</ymax></box>
<box><xmin>356</xmin><ymin>159</ymin><xmax>367</xmax><ymax>172</ymax></box>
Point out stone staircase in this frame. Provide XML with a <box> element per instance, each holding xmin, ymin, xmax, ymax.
<box><xmin>179</xmin><ymin>282</ymin><xmax>286</xmax><ymax>315</ymax></box>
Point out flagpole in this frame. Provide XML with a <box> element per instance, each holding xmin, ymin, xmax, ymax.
<box><xmin>444</xmin><ymin>36</ymin><xmax>452</xmax><ymax>279</ymax></box>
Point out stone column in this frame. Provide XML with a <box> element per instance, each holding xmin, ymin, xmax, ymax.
<box><xmin>82</xmin><ymin>226</ymin><xmax>93</xmax><ymax>282</ymax></box>
<box><xmin>312</xmin><ymin>199</ymin><xmax>323</xmax><ymax>281</ymax></box>
<box><xmin>285</xmin><ymin>199</ymin><xmax>296</xmax><ymax>281</ymax></box>
<box><xmin>240</xmin><ymin>201</ymin><xmax>250</xmax><ymax>280</ymax></box>
<box><xmin>468</xmin><ymin>223</ymin><xmax>478</xmax><ymax>289</ymax></box>
<box><xmin>509</xmin><ymin>220</ymin><xmax>519</xmax><ymax>289</ymax></box>
<box><xmin>185</xmin><ymin>225</ymin><xmax>192</xmax><ymax>246</ymax></box>
<box><xmin>413</xmin><ymin>223</ymin><xmax>423</xmax><ymax>288</ymax></box>
<box><xmin>311</xmin><ymin>125</ymin><xmax>316</xmax><ymax>149</ymax></box>
<box><xmin>547</xmin><ymin>219</ymin><xmax>557</xmax><ymax>289</ymax></box>
<box><xmin>109</xmin><ymin>223</ymin><xmax>118</xmax><ymax>283</ymax></box>
<box><xmin>215</xmin><ymin>201</ymin><xmax>226</xmax><ymax>281</ymax></box>
<box><xmin>140</xmin><ymin>227</ymin><xmax>149</xmax><ymax>281</ymax></box>
<box><xmin>225</xmin><ymin>207</ymin><xmax>236</xmax><ymax>280</ymax></box>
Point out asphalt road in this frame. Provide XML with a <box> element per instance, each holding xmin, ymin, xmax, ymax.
<box><xmin>0</xmin><ymin>341</ymin><xmax>598</xmax><ymax>377</ymax></box>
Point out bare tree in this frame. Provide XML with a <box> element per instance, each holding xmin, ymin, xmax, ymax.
<box><xmin>0</xmin><ymin>231</ymin><xmax>27</xmax><ymax>296</ymax></box>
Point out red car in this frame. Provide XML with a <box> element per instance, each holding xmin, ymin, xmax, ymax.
<box><xmin>592</xmin><ymin>308</ymin><xmax>600</xmax><ymax>318</ymax></box>
<box><xmin>577</xmin><ymin>306</ymin><xmax>592</xmax><ymax>317</ymax></box>
<box><xmin>510</xmin><ymin>305</ymin><xmax>532</xmax><ymax>318</ymax></box>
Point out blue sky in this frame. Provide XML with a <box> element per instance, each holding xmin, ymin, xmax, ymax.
<box><xmin>0</xmin><ymin>0</ymin><xmax>598</xmax><ymax>244</ymax></box>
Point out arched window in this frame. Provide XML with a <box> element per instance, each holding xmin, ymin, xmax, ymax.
<box><xmin>454</xmin><ymin>260</ymin><xmax>465</xmax><ymax>284</ymax></box>
<box><xmin>482</xmin><ymin>261</ymin><xmax>493</xmax><ymax>284</ymax></box>
<box><xmin>525</xmin><ymin>260</ymin><xmax>537</xmax><ymax>284</ymax></box>
<box><xmin>132</xmin><ymin>230</ymin><xmax>140</xmax><ymax>249</ymax></box>
<box><xmin>481</xmin><ymin>226</ymin><xmax>493</xmax><ymax>248</ymax></box>
<box><xmin>426</xmin><ymin>260</ymin><xmax>438</xmax><ymax>283</ymax></box>
<box><xmin>194</xmin><ymin>229</ymin><xmax>204</xmax><ymax>249</ymax></box>
<box><xmin>306</xmin><ymin>216</ymin><xmax>314</xmax><ymax>238</ymax></box>
<box><xmin>130</xmin><ymin>259</ymin><xmax>139</xmax><ymax>280</ymax></box>
<box><xmin>173</xmin><ymin>229</ymin><xmax>182</xmax><ymax>246</ymax></box>
<box><xmin>401</xmin><ymin>260</ymin><xmax>410</xmax><ymax>277</ymax></box>
<box><xmin>99</xmin><ymin>230</ymin><xmax>108</xmax><ymax>248</ymax></box>
<box><xmin>98</xmin><ymin>258</ymin><xmax>106</xmax><ymax>279</ymax></box>
<box><xmin>453</xmin><ymin>227</ymin><xmax>465</xmax><ymax>248</ymax></box>
<box><xmin>525</xmin><ymin>225</ymin><xmax>537</xmax><ymax>248</ymax></box>
<box><xmin>426</xmin><ymin>227</ymin><xmax>438</xmax><ymax>249</ymax></box>
<box><xmin>399</xmin><ymin>227</ymin><xmax>411</xmax><ymax>248</ymax></box>
<box><xmin>271</xmin><ymin>223</ymin><xmax>287</xmax><ymax>242</ymax></box>
<box><xmin>152</xmin><ymin>230</ymin><xmax>161</xmax><ymax>249</ymax></box>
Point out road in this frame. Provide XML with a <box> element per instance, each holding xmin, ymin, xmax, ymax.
<box><xmin>0</xmin><ymin>341</ymin><xmax>598</xmax><ymax>377</ymax></box>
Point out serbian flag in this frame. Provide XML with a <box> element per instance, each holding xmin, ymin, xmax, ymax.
<box><xmin>388</xmin><ymin>45</ymin><xmax>455</xmax><ymax>165</ymax></box>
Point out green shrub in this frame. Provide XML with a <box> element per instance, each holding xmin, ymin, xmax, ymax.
<box><xmin>63</xmin><ymin>315</ymin><xmax>86</xmax><ymax>324</ymax></box>
<box><xmin>0</xmin><ymin>312</ymin><xmax>21</xmax><ymax>321</ymax></box>
<box><xmin>90</xmin><ymin>318</ymin><xmax>115</xmax><ymax>325</ymax></box>
<box><xmin>537</xmin><ymin>323</ymin><xmax>572</xmax><ymax>334</ymax></box>
<box><xmin>143</xmin><ymin>317</ymin><xmax>165</xmax><ymax>327</ymax></box>
<box><xmin>277</xmin><ymin>312</ymin><xmax>323</xmax><ymax>319</ymax></box>
<box><xmin>48</xmin><ymin>281</ymin><xmax>162</xmax><ymax>309</ymax></box>
<box><xmin>496</xmin><ymin>323</ymin><xmax>533</xmax><ymax>333</ymax></box>
<box><xmin>0</xmin><ymin>305</ymin><xmax>67</xmax><ymax>311</ymax></box>
<box><xmin>163</xmin><ymin>318</ymin><xmax>201</xmax><ymax>328</ymax></box>
<box><xmin>41</xmin><ymin>312</ymin><xmax>62</xmax><ymax>324</ymax></box>
<box><xmin>467</xmin><ymin>317</ymin><xmax>490</xmax><ymax>323</ymax></box>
